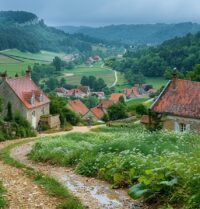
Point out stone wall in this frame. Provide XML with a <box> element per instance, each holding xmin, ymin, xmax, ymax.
<box><xmin>0</xmin><ymin>82</ymin><xmax>28</xmax><ymax>119</ymax></box>
<box><xmin>163</xmin><ymin>115</ymin><xmax>200</xmax><ymax>133</ymax></box>
<box><xmin>26</xmin><ymin>104</ymin><xmax>50</xmax><ymax>128</ymax></box>
<box><xmin>0</xmin><ymin>81</ymin><xmax>50</xmax><ymax>128</ymax></box>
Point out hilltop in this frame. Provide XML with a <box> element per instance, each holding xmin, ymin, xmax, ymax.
<box><xmin>0</xmin><ymin>11</ymin><xmax>98</xmax><ymax>53</ymax></box>
<box><xmin>58</xmin><ymin>22</ymin><xmax>200</xmax><ymax>45</ymax></box>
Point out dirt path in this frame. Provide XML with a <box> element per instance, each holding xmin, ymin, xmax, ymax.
<box><xmin>10</xmin><ymin>129</ymin><xmax>142</xmax><ymax>209</ymax></box>
<box><xmin>0</xmin><ymin>142</ymin><xmax>60</xmax><ymax>208</ymax></box>
<box><xmin>0</xmin><ymin>126</ymin><xmax>99</xmax><ymax>209</ymax></box>
<box><xmin>109</xmin><ymin>70</ymin><xmax>118</xmax><ymax>88</ymax></box>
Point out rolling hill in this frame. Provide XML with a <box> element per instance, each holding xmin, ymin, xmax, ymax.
<box><xmin>58</xmin><ymin>22</ymin><xmax>200</xmax><ymax>45</ymax></box>
<box><xmin>0</xmin><ymin>11</ymin><xmax>97</xmax><ymax>54</ymax></box>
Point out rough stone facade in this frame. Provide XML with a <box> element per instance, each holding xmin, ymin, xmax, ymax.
<box><xmin>0</xmin><ymin>81</ymin><xmax>50</xmax><ymax>128</ymax></box>
<box><xmin>162</xmin><ymin>115</ymin><xmax>200</xmax><ymax>133</ymax></box>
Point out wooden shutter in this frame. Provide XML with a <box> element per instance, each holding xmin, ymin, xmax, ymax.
<box><xmin>174</xmin><ymin>121</ymin><xmax>180</xmax><ymax>132</ymax></box>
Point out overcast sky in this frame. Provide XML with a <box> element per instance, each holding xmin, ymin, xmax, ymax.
<box><xmin>1</xmin><ymin>0</ymin><xmax>200</xmax><ymax>26</ymax></box>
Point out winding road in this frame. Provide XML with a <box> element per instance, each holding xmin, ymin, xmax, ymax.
<box><xmin>0</xmin><ymin>126</ymin><xmax>142</xmax><ymax>209</ymax></box>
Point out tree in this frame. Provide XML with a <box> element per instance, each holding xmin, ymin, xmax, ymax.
<box><xmin>53</xmin><ymin>56</ymin><xmax>62</xmax><ymax>71</ymax></box>
<box><xmin>6</xmin><ymin>102</ymin><xmax>13</xmax><ymax>121</ymax></box>
<box><xmin>88</xmin><ymin>76</ymin><xmax>96</xmax><ymax>89</ymax></box>
<box><xmin>187</xmin><ymin>64</ymin><xmax>200</xmax><ymax>81</ymax></box>
<box><xmin>119</xmin><ymin>96</ymin><xmax>125</xmax><ymax>104</ymax></box>
<box><xmin>135</xmin><ymin>104</ymin><xmax>147</xmax><ymax>115</ymax></box>
<box><xmin>0</xmin><ymin>98</ymin><xmax>2</xmax><ymax>114</ymax></box>
<box><xmin>81</xmin><ymin>96</ymin><xmax>99</xmax><ymax>108</ymax></box>
<box><xmin>107</xmin><ymin>102</ymin><xmax>128</xmax><ymax>121</ymax></box>
<box><xmin>95</xmin><ymin>78</ymin><xmax>106</xmax><ymax>91</ymax></box>
<box><xmin>60</xmin><ymin>78</ymin><xmax>66</xmax><ymax>87</ymax></box>
<box><xmin>81</xmin><ymin>76</ymin><xmax>89</xmax><ymax>86</ymax></box>
<box><xmin>46</xmin><ymin>78</ymin><xmax>59</xmax><ymax>90</ymax></box>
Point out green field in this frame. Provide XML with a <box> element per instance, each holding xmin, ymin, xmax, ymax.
<box><xmin>145</xmin><ymin>77</ymin><xmax>167</xmax><ymax>90</ymax></box>
<box><xmin>0</xmin><ymin>49</ymin><xmax>69</xmax><ymax>76</ymax></box>
<box><xmin>0</xmin><ymin>49</ymin><xmax>167</xmax><ymax>90</ymax></box>
<box><xmin>63</xmin><ymin>65</ymin><xmax>116</xmax><ymax>86</ymax></box>
<box><xmin>29</xmin><ymin>125</ymin><xmax>200</xmax><ymax>208</ymax></box>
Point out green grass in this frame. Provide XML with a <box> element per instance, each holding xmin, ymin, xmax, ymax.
<box><xmin>0</xmin><ymin>49</ymin><xmax>68</xmax><ymax>76</ymax></box>
<box><xmin>63</xmin><ymin>65</ymin><xmax>116</xmax><ymax>86</ymax></box>
<box><xmin>0</xmin><ymin>139</ymin><xmax>84</xmax><ymax>209</ymax></box>
<box><xmin>1</xmin><ymin>49</ymin><xmax>66</xmax><ymax>62</ymax></box>
<box><xmin>0</xmin><ymin>181</ymin><xmax>6</xmax><ymax>209</ymax></box>
<box><xmin>126</xmin><ymin>98</ymin><xmax>149</xmax><ymax>106</ymax></box>
<box><xmin>145</xmin><ymin>77</ymin><xmax>167</xmax><ymax>90</ymax></box>
<box><xmin>29</xmin><ymin>126</ymin><xmax>200</xmax><ymax>208</ymax></box>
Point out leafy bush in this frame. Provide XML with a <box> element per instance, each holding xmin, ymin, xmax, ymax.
<box><xmin>29</xmin><ymin>126</ymin><xmax>200</xmax><ymax>208</ymax></box>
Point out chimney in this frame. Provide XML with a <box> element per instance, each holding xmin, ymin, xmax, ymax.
<box><xmin>25</xmin><ymin>69</ymin><xmax>31</xmax><ymax>79</ymax></box>
<box><xmin>1</xmin><ymin>72</ymin><xmax>7</xmax><ymax>82</ymax></box>
<box><xmin>172</xmin><ymin>67</ymin><xmax>177</xmax><ymax>91</ymax></box>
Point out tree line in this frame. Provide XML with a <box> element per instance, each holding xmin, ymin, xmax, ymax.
<box><xmin>106</xmin><ymin>32</ymin><xmax>200</xmax><ymax>84</ymax></box>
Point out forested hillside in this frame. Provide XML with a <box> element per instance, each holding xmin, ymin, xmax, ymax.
<box><xmin>58</xmin><ymin>22</ymin><xmax>200</xmax><ymax>45</ymax></box>
<box><xmin>0</xmin><ymin>11</ymin><xmax>97</xmax><ymax>53</ymax></box>
<box><xmin>106</xmin><ymin>32</ymin><xmax>200</xmax><ymax>84</ymax></box>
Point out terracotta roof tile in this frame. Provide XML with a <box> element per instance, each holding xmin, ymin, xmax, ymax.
<box><xmin>98</xmin><ymin>100</ymin><xmax>114</xmax><ymax>109</ymax></box>
<box><xmin>109</xmin><ymin>93</ymin><xmax>125</xmax><ymax>102</ymax></box>
<box><xmin>6</xmin><ymin>76</ymin><xmax>49</xmax><ymax>109</ymax></box>
<box><xmin>151</xmin><ymin>79</ymin><xmax>200</xmax><ymax>119</ymax></box>
<box><xmin>68</xmin><ymin>100</ymin><xmax>89</xmax><ymax>116</ymax></box>
<box><xmin>91</xmin><ymin>106</ymin><xmax>104</xmax><ymax>119</ymax></box>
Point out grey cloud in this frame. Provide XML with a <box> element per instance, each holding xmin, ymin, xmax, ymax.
<box><xmin>0</xmin><ymin>0</ymin><xmax>200</xmax><ymax>26</ymax></box>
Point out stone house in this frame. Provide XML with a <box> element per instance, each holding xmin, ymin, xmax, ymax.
<box><xmin>142</xmin><ymin>71</ymin><xmax>200</xmax><ymax>132</ymax></box>
<box><xmin>0</xmin><ymin>70</ymin><xmax>50</xmax><ymax>129</ymax></box>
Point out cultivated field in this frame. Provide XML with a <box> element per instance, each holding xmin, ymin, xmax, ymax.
<box><xmin>63</xmin><ymin>65</ymin><xmax>117</xmax><ymax>86</ymax></box>
<box><xmin>0</xmin><ymin>49</ymin><xmax>69</xmax><ymax>76</ymax></box>
<box><xmin>29</xmin><ymin>125</ymin><xmax>200</xmax><ymax>209</ymax></box>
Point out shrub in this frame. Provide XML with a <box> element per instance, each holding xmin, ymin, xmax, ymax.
<box><xmin>29</xmin><ymin>126</ymin><xmax>200</xmax><ymax>208</ymax></box>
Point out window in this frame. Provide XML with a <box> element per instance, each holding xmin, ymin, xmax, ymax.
<box><xmin>32</xmin><ymin>111</ymin><xmax>35</xmax><ymax>116</ymax></box>
<box><xmin>30</xmin><ymin>94</ymin><xmax>35</xmax><ymax>105</ymax></box>
<box><xmin>41</xmin><ymin>107</ymin><xmax>45</xmax><ymax>114</ymax></box>
<box><xmin>180</xmin><ymin>123</ymin><xmax>186</xmax><ymax>132</ymax></box>
<box><xmin>39</xmin><ymin>94</ymin><xmax>43</xmax><ymax>102</ymax></box>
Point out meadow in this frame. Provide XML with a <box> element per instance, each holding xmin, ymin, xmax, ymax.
<box><xmin>0</xmin><ymin>181</ymin><xmax>6</xmax><ymax>208</ymax></box>
<box><xmin>29</xmin><ymin>125</ymin><xmax>200</xmax><ymax>208</ymax></box>
<box><xmin>0</xmin><ymin>49</ymin><xmax>67</xmax><ymax>76</ymax></box>
<box><xmin>63</xmin><ymin>65</ymin><xmax>116</xmax><ymax>86</ymax></box>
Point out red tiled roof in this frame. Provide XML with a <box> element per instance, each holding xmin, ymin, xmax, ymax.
<box><xmin>68</xmin><ymin>100</ymin><xmax>89</xmax><ymax>116</ymax></box>
<box><xmin>78</xmin><ymin>86</ymin><xmax>90</xmax><ymax>94</ymax></box>
<box><xmin>98</xmin><ymin>100</ymin><xmax>114</xmax><ymax>109</ymax></box>
<box><xmin>6</xmin><ymin>76</ymin><xmax>49</xmax><ymax>109</ymax></box>
<box><xmin>109</xmin><ymin>93</ymin><xmax>125</xmax><ymax>102</ymax></box>
<box><xmin>66</xmin><ymin>89</ymin><xmax>86</xmax><ymax>97</ymax></box>
<box><xmin>55</xmin><ymin>87</ymin><xmax>68</xmax><ymax>94</ymax></box>
<box><xmin>124</xmin><ymin>87</ymin><xmax>140</xmax><ymax>97</ymax></box>
<box><xmin>91</xmin><ymin>106</ymin><xmax>104</xmax><ymax>119</ymax></box>
<box><xmin>151</xmin><ymin>79</ymin><xmax>200</xmax><ymax>119</ymax></box>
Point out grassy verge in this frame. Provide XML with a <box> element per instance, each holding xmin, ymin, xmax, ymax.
<box><xmin>28</xmin><ymin>126</ymin><xmax>200</xmax><ymax>208</ymax></box>
<box><xmin>0</xmin><ymin>139</ymin><xmax>84</xmax><ymax>209</ymax></box>
<box><xmin>0</xmin><ymin>181</ymin><xmax>6</xmax><ymax>209</ymax></box>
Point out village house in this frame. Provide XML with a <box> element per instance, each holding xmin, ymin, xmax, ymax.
<box><xmin>67</xmin><ymin>99</ymin><xmax>100</xmax><ymax>121</ymax></box>
<box><xmin>109</xmin><ymin>93</ymin><xmax>126</xmax><ymax>102</ymax></box>
<box><xmin>67</xmin><ymin>99</ymin><xmax>89</xmax><ymax>117</ymax></box>
<box><xmin>89</xmin><ymin>99</ymin><xmax>114</xmax><ymax>120</ymax></box>
<box><xmin>64</xmin><ymin>86</ymin><xmax>90</xmax><ymax>98</ymax></box>
<box><xmin>55</xmin><ymin>87</ymin><xmax>68</xmax><ymax>97</ymax></box>
<box><xmin>141</xmin><ymin>71</ymin><xmax>200</xmax><ymax>132</ymax></box>
<box><xmin>124</xmin><ymin>84</ymin><xmax>157</xmax><ymax>100</ymax></box>
<box><xmin>0</xmin><ymin>70</ymin><xmax>59</xmax><ymax>129</ymax></box>
<box><xmin>91</xmin><ymin>91</ymin><xmax>105</xmax><ymax>99</ymax></box>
